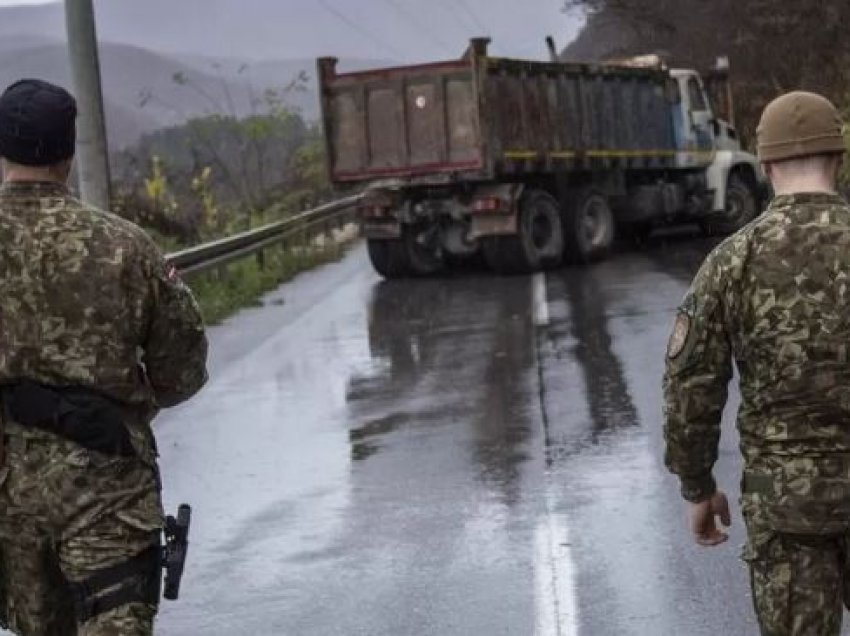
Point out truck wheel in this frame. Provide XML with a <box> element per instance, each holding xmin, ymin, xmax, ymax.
<box><xmin>403</xmin><ymin>224</ymin><xmax>444</xmax><ymax>276</ymax></box>
<box><xmin>367</xmin><ymin>239</ymin><xmax>411</xmax><ymax>278</ymax></box>
<box><xmin>563</xmin><ymin>188</ymin><xmax>615</xmax><ymax>263</ymax></box>
<box><xmin>701</xmin><ymin>174</ymin><xmax>758</xmax><ymax>235</ymax></box>
<box><xmin>366</xmin><ymin>225</ymin><xmax>443</xmax><ymax>278</ymax></box>
<box><xmin>482</xmin><ymin>189</ymin><xmax>564</xmax><ymax>275</ymax></box>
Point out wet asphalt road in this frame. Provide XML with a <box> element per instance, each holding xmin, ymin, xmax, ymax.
<box><xmin>151</xmin><ymin>233</ymin><xmax>848</xmax><ymax>636</ymax></box>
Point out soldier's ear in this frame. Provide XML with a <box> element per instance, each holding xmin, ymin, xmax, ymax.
<box><xmin>50</xmin><ymin>158</ymin><xmax>73</xmax><ymax>184</ymax></box>
<box><xmin>833</xmin><ymin>154</ymin><xmax>844</xmax><ymax>179</ymax></box>
<box><xmin>761</xmin><ymin>161</ymin><xmax>774</xmax><ymax>183</ymax></box>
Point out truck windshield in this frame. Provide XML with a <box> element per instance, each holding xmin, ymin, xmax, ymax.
<box><xmin>687</xmin><ymin>77</ymin><xmax>708</xmax><ymax>111</ymax></box>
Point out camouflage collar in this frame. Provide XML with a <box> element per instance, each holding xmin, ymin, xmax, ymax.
<box><xmin>769</xmin><ymin>191</ymin><xmax>847</xmax><ymax>210</ymax></box>
<box><xmin>0</xmin><ymin>181</ymin><xmax>69</xmax><ymax>197</ymax></box>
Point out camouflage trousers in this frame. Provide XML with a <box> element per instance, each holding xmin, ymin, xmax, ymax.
<box><xmin>0</xmin><ymin>423</ymin><xmax>164</xmax><ymax>636</ymax></box>
<box><xmin>742</xmin><ymin>494</ymin><xmax>850</xmax><ymax>636</ymax></box>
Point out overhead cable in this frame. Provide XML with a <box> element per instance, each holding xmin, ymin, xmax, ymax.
<box><xmin>381</xmin><ymin>0</ymin><xmax>454</xmax><ymax>54</ymax></box>
<box><xmin>317</xmin><ymin>0</ymin><xmax>406</xmax><ymax>60</ymax></box>
<box><xmin>455</xmin><ymin>0</ymin><xmax>488</xmax><ymax>34</ymax></box>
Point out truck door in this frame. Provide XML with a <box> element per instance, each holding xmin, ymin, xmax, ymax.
<box><xmin>684</xmin><ymin>75</ymin><xmax>714</xmax><ymax>154</ymax></box>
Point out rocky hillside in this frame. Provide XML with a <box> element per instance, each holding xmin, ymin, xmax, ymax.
<box><xmin>560</xmin><ymin>1</ymin><xmax>850</xmax><ymax>142</ymax></box>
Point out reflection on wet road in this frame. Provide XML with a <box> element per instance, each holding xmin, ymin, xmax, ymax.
<box><xmin>539</xmin><ymin>233</ymin><xmax>753</xmax><ymax>636</ymax></box>
<box><xmin>152</xmin><ymin>235</ymin><xmax>841</xmax><ymax>635</ymax></box>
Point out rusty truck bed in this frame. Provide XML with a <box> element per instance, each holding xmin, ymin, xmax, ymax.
<box><xmin>318</xmin><ymin>41</ymin><xmax>677</xmax><ymax>185</ymax></box>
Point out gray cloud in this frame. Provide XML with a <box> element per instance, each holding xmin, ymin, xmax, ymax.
<box><xmin>0</xmin><ymin>0</ymin><xmax>580</xmax><ymax>63</ymax></box>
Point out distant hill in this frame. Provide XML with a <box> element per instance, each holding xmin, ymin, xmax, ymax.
<box><xmin>0</xmin><ymin>0</ymin><xmax>563</xmax><ymax>149</ymax></box>
<box><xmin>0</xmin><ymin>0</ymin><xmax>399</xmax><ymax>149</ymax></box>
<box><xmin>0</xmin><ymin>0</ymin><xmax>406</xmax><ymax>61</ymax></box>
<box><xmin>0</xmin><ymin>36</ymin><xmax>389</xmax><ymax>149</ymax></box>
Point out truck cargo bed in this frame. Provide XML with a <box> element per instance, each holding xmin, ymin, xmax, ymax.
<box><xmin>318</xmin><ymin>40</ymin><xmax>678</xmax><ymax>185</ymax></box>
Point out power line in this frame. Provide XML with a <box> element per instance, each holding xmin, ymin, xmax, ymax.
<box><xmin>317</xmin><ymin>0</ymin><xmax>406</xmax><ymax>60</ymax></box>
<box><xmin>431</xmin><ymin>0</ymin><xmax>483</xmax><ymax>47</ymax></box>
<box><xmin>455</xmin><ymin>0</ymin><xmax>488</xmax><ymax>34</ymax></box>
<box><xmin>380</xmin><ymin>0</ymin><xmax>454</xmax><ymax>54</ymax></box>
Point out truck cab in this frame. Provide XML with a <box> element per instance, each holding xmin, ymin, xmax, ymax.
<box><xmin>669</xmin><ymin>67</ymin><xmax>764</xmax><ymax>233</ymax></box>
<box><xmin>593</xmin><ymin>54</ymin><xmax>764</xmax><ymax>238</ymax></box>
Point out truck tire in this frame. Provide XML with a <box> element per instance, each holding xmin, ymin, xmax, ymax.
<box><xmin>701</xmin><ymin>173</ymin><xmax>758</xmax><ymax>235</ymax></box>
<box><xmin>403</xmin><ymin>224</ymin><xmax>444</xmax><ymax>276</ymax></box>
<box><xmin>563</xmin><ymin>188</ymin><xmax>615</xmax><ymax>263</ymax></box>
<box><xmin>482</xmin><ymin>189</ymin><xmax>564</xmax><ymax>275</ymax></box>
<box><xmin>366</xmin><ymin>225</ymin><xmax>443</xmax><ymax>279</ymax></box>
<box><xmin>367</xmin><ymin>239</ymin><xmax>411</xmax><ymax>278</ymax></box>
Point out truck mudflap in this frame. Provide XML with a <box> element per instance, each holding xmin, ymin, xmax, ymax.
<box><xmin>358</xmin><ymin>185</ymin><xmax>402</xmax><ymax>239</ymax></box>
<box><xmin>468</xmin><ymin>214</ymin><xmax>518</xmax><ymax>239</ymax></box>
<box><xmin>360</xmin><ymin>220</ymin><xmax>402</xmax><ymax>240</ymax></box>
<box><xmin>467</xmin><ymin>183</ymin><xmax>523</xmax><ymax>239</ymax></box>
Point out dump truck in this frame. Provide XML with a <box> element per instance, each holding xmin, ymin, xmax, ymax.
<box><xmin>317</xmin><ymin>38</ymin><xmax>762</xmax><ymax>277</ymax></box>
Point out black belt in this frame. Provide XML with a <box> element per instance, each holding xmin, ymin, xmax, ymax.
<box><xmin>1</xmin><ymin>380</ymin><xmax>136</xmax><ymax>457</ymax></box>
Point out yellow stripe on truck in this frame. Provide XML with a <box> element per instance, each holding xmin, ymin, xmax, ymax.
<box><xmin>503</xmin><ymin>149</ymin><xmax>716</xmax><ymax>160</ymax></box>
<box><xmin>503</xmin><ymin>150</ymin><xmax>540</xmax><ymax>160</ymax></box>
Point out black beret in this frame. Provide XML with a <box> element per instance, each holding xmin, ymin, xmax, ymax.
<box><xmin>0</xmin><ymin>79</ymin><xmax>77</xmax><ymax>166</ymax></box>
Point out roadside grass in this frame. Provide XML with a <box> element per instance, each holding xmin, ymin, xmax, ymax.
<box><xmin>188</xmin><ymin>236</ymin><xmax>355</xmax><ymax>325</ymax></box>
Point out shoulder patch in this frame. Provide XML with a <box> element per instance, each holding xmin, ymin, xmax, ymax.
<box><xmin>166</xmin><ymin>263</ymin><xmax>190</xmax><ymax>292</ymax></box>
<box><xmin>667</xmin><ymin>313</ymin><xmax>690</xmax><ymax>359</ymax></box>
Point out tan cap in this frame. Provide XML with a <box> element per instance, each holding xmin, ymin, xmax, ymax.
<box><xmin>757</xmin><ymin>91</ymin><xmax>846</xmax><ymax>162</ymax></box>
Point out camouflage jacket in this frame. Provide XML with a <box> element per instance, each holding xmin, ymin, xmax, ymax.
<box><xmin>663</xmin><ymin>192</ymin><xmax>850</xmax><ymax>532</ymax></box>
<box><xmin>0</xmin><ymin>181</ymin><xmax>208</xmax><ymax>416</ymax></box>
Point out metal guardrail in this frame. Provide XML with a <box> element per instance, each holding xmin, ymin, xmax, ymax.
<box><xmin>165</xmin><ymin>194</ymin><xmax>364</xmax><ymax>275</ymax></box>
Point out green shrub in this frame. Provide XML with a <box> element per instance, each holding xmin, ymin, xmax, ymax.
<box><xmin>188</xmin><ymin>240</ymin><xmax>351</xmax><ymax>325</ymax></box>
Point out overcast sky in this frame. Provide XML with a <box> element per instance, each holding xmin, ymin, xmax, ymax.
<box><xmin>0</xmin><ymin>0</ymin><xmax>583</xmax><ymax>63</ymax></box>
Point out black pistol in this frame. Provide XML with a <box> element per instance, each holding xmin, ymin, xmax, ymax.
<box><xmin>162</xmin><ymin>504</ymin><xmax>191</xmax><ymax>600</ymax></box>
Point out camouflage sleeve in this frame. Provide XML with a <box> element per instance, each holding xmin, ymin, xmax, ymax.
<box><xmin>142</xmin><ymin>246</ymin><xmax>209</xmax><ymax>408</ymax></box>
<box><xmin>662</xmin><ymin>253</ymin><xmax>733</xmax><ymax>503</ymax></box>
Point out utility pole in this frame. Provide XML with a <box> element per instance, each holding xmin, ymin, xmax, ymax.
<box><xmin>65</xmin><ymin>0</ymin><xmax>111</xmax><ymax>209</ymax></box>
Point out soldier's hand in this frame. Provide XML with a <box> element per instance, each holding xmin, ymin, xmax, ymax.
<box><xmin>688</xmin><ymin>490</ymin><xmax>731</xmax><ymax>547</ymax></box>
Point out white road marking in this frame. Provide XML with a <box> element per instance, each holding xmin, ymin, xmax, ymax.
<box><xmin>532</xmin><ymin>269</ymin><xmax>578</xmax><ymax>635</ymax></box>
<box><xmin>534</xmin><ymin>505</ymin><xmax>579</xmax><ymax>636</ymax></box>
<box><xmin>533</xmin><ymin>272</ymin><xmax>550</xmax><ymax>327</ymax></box>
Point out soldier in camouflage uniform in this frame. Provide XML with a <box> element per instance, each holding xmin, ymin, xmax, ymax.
<box><xmin>0</xmin><ymin>79</ymin><xmax>208</xmax><ymax>635</ymax></box>
<box><xmin>663</xmin><ymin>91</ymin><xmax>850</xmax><ymax>635</ymax></box>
